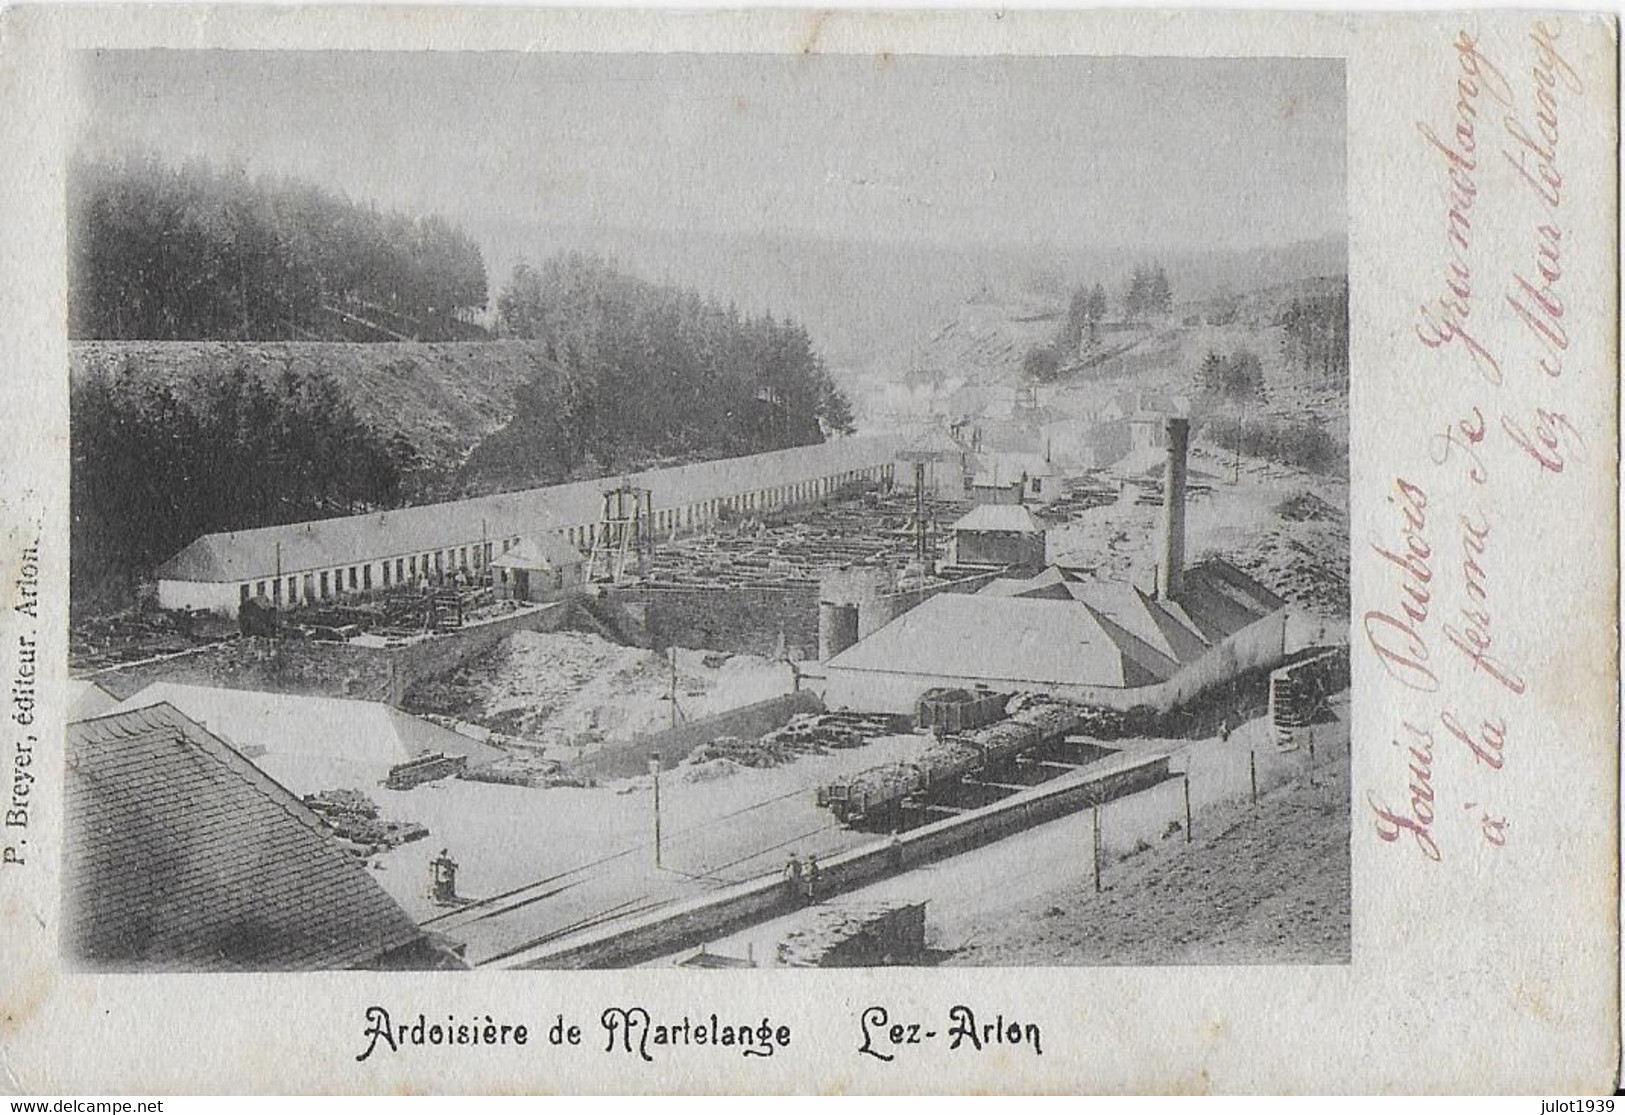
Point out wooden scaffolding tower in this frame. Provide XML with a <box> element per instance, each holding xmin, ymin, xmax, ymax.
<box><xmin>586</xmin><ymin>482</ymin><xmax>654</xmax><ymax>584</ymax></box>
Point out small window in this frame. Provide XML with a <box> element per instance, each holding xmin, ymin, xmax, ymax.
<box><xmin>1031</xmin><ymin>478</ymin><xmax>1043</xmax><ymax>494</ymax></box>
<box><xmin>409</xmin><ymin>555</ymin><xmax>417</xmax><ymax>576</ymax></box>
<box><xmin>319</xmin><ymin>571</ymin><xmax>330</xmax><ymax>598</ymax></box>
<box><xmin>255</xmin><ymin>581</ymin><xmax>266</xmax><ymax>598</ymax></box>
<box><xmin>381</xmin><ymin>563</ymin><xmax>390</xmax><ymax>587</ymax></box>
<box><xmin>240</xmin><ymin>584</ymin><xmax>250</xmax><ymax>603</ymax></box>
<box><xmin>363</xmin><ymin>564</ymin><xmax>373</xmax><ymax>589</ymax></box>
<box><xmin>349</xmin><ymin>567</ymin><xmax>358</xmax><ymax>590</ymax></box>
<box><xmin>396</xmin><ymin>558</ymin><xmax>405</xmax><ymax>582</ymax></box>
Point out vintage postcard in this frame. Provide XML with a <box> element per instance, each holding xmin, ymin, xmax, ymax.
<box><xmin>0</xmin><ymin>5</ymin><xmax>1617</xmax><ymax>1095</ymax></box>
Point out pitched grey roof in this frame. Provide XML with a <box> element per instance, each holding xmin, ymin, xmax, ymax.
<box><xmin>489</xmin><ymin>535</ymin><xmax>585</xmax><ymax>571</ymax></box>
<box><xmin>156</xmin><ymin>435</ymin><xmax>902</xmax><ymax>583</ymax></box>
<box><xmin>825</xmin><ymin>593</ymin><xmax>1171</xmax><ymax>689</ymax></box>
<box><xmin>64</xmin><ymin>703</ymin><xmax>431</xmax><ymax>971</ymax></box>
<box><xmin>828</xmin><ymin>558</ymin><xmax>1285</xmax><ymax>692</ymax></box>
<box><xmin>951</xmin><ymin>504</ymin><xmax>1046</xmax><ymax>535</ymax></box>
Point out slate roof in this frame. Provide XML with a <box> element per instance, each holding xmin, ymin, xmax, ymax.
<box><xmin>115</xmin><ymin>683</ymin><xmax>502</xmax><ymax>797</ymax></box>
<box><xmin>951</xmin><ymin>504</ymin><xmax>1046</xmax><ymax>535</ymax></box>
<box><xmin>64</xmin><ymin>704</ymin><xmax>429</xmax><ymax>971</ymax></box>
<box><xmin>156</xmin><ymin>435</ymin><xmax>903</xmax><ymax>583</ymax></box>
<box><xmin>830</xmin><ymin>558</ymin><xmax>1285</xmax><ymax>692</ymax></box>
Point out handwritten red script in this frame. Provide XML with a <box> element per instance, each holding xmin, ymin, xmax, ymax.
<box><xmin>1368</xmin><ymin>19</ymin><xmax>1589</xmax><ymax>861</ymax></box>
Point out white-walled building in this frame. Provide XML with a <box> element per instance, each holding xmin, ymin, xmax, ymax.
<box><xmin>155</xmin><ymin>436</ymin><xmax>901</xmax><ymax>616</ymax></box>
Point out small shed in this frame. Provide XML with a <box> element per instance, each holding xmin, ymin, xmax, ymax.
<box><xmin>490</xmin><ymin>535</ymin><xmax>587</xmax><ymax>602</ymax></box>
<box><xmin>948</xmin><ymin>504</ymin><xmax>1047</xmax><ymax>570</ymax></box>
<box><xmin>969</xmin><ymin>452</ymin><xmax>1060</xmax><ymax>506</ymax></box>
<box><xmin>896</xmin><ymin>427</ymin><xmax>970</xmax><ymax>500</ymax></box>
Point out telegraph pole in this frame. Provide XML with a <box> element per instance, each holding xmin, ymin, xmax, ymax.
<box><xmin>668</xmin><ymin>647</ymin><xmax>679</xmax><ymax>729</ymax></box>
<box><xmin>1091</xmin><ymin>803</ymin><xmax>1102</xmax><ymax>893</ymax></box>
<box><xmin>650</xmin><ymin>750</ymin><xmax>663</xmax><ymax>869</ymax></box>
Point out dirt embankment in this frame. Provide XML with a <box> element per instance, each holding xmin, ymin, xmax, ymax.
<box><xmin>403</xmin><ymin>630</ymin><xmax>793</xmax><ymax>749</ymax></box>
<box><xmin>71</xmin><ymin>340</ymin><xmax>550</xmax><ymax>473</ymax></box>
<box><xmin>949</xmin><ymin>756</ymin><xmax>1350</xmax><ymax>967</ymax></box>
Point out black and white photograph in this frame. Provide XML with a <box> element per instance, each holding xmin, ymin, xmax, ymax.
<box><xmin>62</xmin><ymin>49</ymin><xmax>1352</xmax><ymax>972</ymax></box>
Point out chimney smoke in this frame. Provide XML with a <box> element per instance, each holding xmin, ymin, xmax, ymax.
<box><xmin>1157</xmin><ymin>416</ymin><xmax>1190</xmax><ymax>600</ymax></box>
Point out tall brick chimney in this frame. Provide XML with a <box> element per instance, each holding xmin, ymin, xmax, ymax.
<box><xmin>1157</xmin><ymin>416</ymin><xmax>1190</xmax><ymax>600</ymax></box>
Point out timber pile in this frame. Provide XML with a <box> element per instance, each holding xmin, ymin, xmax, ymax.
<box><xmin>70</xmin><ymin>606</ymin><xmax>232</xmax><ymax>669</ymax></box>
<box><xmin>458</xmin><ymin>752</ymin><xmax>596</xmax><ymax>789</ymax></box>
<box><xmin>644</xmin><ymin>490</ymin><xmax>970</xmax><ymax>590</ymax></box>
<box><xmin>818</xmin><ymin>698</ymin><xmax>1078</xmax><ymax>820</ymax></box>
<box><xmin>684</xmin><ymin>712</ymin><xmax>901</xmax><ymax>769</ymax></box>
<box><xmin>1274</xmin><ymin>490</ymin><xmax>1339</xmax><ymax>522</ymax></box>
<box><xmin>303</xmin><ymin>789</ymin><xmax>429</xmax><ymax>852</ymax></box>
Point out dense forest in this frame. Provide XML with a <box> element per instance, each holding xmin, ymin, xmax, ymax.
<box><xmin>459</xmin><ymin>253</ymin><xmax>855</xmax><ymax>491</ymax></box>
<box><xmin>1021</xmin><ymin>265</ymin><xmax>1171</xmax><ymax>383</ymax></box>
<box><xmin>71</xmin><ymin>363</ymin><xmax>414</xmax><ymax>610</ymax></box>
<box><xmin>1278</xmin><ymin>282</ymin><xmax>1350</xmax><ymax>389</ymax></box>
<box><xmin>68</xmin><ymin>153</ymin><xmax>488</xmax><ymax>341</ymax></box>
<box><xmin>69</xmin><ymin>249</ymin><xmax>858</xmax><ymax>606</ymax></box>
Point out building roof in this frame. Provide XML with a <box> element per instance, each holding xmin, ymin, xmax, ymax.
<box><xmin>64</xmin><ymin>703</ymin><xmax>429</xmax><ymax>971</ymax></box>
<box><xmin>68</xmin><ymin>678</ymin><xmax>120</xmax><ymax>720</ymax></box>
<box><xmin>831</xmin><ymin>558</ymin><xmax>1286</xmax><ymax>692</ymax></box>
<box><xmin>1163</xmin><ymin>558</ymin><xmax>1289</xmax><ymax>644</ymax></box>
<box><xmin>951</xmin><ymin>504</ymin><xmax>1046</xmax><ymax>535</ymax></box>
<box><xmin>157</xmin><ymin>434</ymin><xmax>903</xmax><ymax>583</ymax></box>
<box><xmin>970</xmin><ymin>451</ymin><xmax>1057</xmax><ymax>489</ymax></box>
<box><xmin>115</xmin><ymin>683</ymin><xmax>502</xmax><ymax>797</ymax></box>
<box><xmin>977</xmin><ymin>566</ymin><xmax>1080</xmax><ymax>600</ymax></box>
<box><xmin>825</xmin><ymin>594</ymin><xmax>1173</xmax><ymax>689</ymax></box>
<box><xmin>896</xmin><ymin>426</ymin><xmax>965</xmax><ymax>461</ymax></box>
<box><xmin>489</xmin><ymin>535</ymin><xmax>585</xmax><ymax>571</ymax></box>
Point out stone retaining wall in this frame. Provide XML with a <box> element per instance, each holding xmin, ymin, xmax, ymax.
<box><xmin>86</xmin><ymin>602</ymin><xmax>568</xmax><ymax>705</ymax></box>
<box><xmin>510</xmin><ymin>752</ymin><xmax>1170</xmax><ymax>969</ymax></box>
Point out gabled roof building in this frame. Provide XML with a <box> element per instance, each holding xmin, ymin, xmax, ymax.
<box><xmin>156</xmin><ymin>435</ymin><xmax>902</xmax><ymax>616</ymax></box>
<box><xmin>822</xmin><ymin>417</ymin><xmax>1294</xmax><ymax>715</ymax></box>
<box><xmin>823</xmin><ymin>558</ymin><xmax>1287</xmax><ymax>714</ymax></box>
<box><xmin>64</xmin><ymin>704</ymin><xmax>461</xmax><ymax>971</ymax></box>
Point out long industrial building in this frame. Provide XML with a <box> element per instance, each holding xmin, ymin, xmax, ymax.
<box><xmin>155</xmin><ymin>435</ymin><xmax>902</xmax><ymax>616</ymax></box>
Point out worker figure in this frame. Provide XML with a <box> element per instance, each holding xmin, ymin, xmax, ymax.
<box><xmin>804</xmin><ymin>854</ymin><xmax>821</xmax><ymax>904</ymax></box>
<box><xmin>1219</xmin><ymin>718</ymin><xmax>1232</xmax><ymax>744</ymax></box>
<box><xmin>888</xmin><ymin>830</ymin><xmax>904</xmax><ymax>872</ymax></box>
<box><xmin>429</xmin><ymin>848</ymin><xmax>459</xmax><ymax>905</ymax></box>
<box><xmin>783</xmin><ymin>853</ymin><xmax>803</xmax><ymax>904</ymax></box>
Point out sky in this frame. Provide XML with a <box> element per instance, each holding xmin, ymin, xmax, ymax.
<box><xmin>73</xmin><ymin>50</ymin><xmax>1347</xmax><ymax>256</ymax></box>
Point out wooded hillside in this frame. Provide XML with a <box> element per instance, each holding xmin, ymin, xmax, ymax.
<box><xmin>68</xmin><ymin>153</ymin><xmax>488</xmax><ymax>341</ymax></box>
<box><xmin>461</xmin><ymin>253</ymin><xmax>854</xmax><ymax>492</ymax></box>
